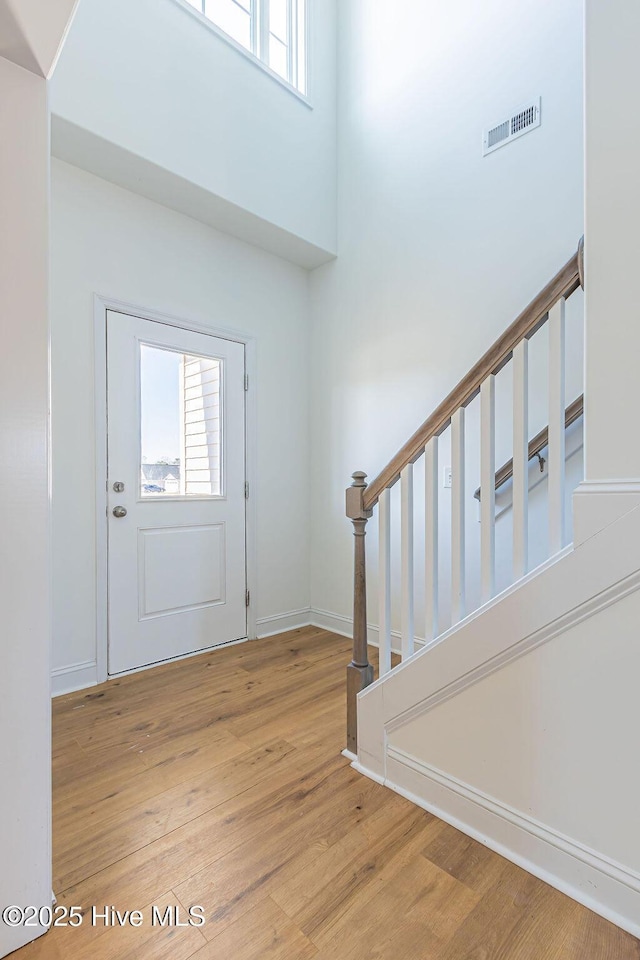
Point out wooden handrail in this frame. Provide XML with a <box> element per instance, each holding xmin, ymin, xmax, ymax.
<box><xmin>363</xmin><ymin>243</ymin><xmax>582</xmax><ymax>511</ymax></box>
<box><xmin>577</xmin><ymin>235</ymin><xmax>585</xmax><ymax>291</ymax></box>
<box><xmin>474</xmin><ymin>394</ymin><xmax>584</xmax><ymax>501</ymax></box>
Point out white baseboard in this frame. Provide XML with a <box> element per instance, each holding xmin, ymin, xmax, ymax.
<box><xmin>256</xmin><ymin>607</ymin><xmax>312</xmax><ymax>638</ymax></box>
<box><xmin>310</xmin><ymin>607</ymin><xmax>424</xmax><ymax>652</ymax></box>
<box><xmin>52</xmin><ymin>614</ymin><xmax>318</xmax><ymax>696</ymax></box>
<box><xmin>51</xmin><ymin>660</ymin><xmax>98</xmax><ymax>697</ymax></box>
<box><xmin>362</xmin><ymin>745</ymin><xmax>640</xmax><ymax>940</ymax></box>
<box><xmin>310</xmin><ymin>607</ymin><xmax>353</xmax><ymax>639</ymax></box>
<box><xmin>352</xmin><ymin>759</ymin><xmax>385</xmax><ymax>784</ymax></box>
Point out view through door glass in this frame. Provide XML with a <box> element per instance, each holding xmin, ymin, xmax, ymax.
<box><xmin>140</xmin><ymin>344</ymin><xmax>223</xmax><ymax>498</ymax></box>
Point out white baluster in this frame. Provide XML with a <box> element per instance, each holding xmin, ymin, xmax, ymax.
<box><xmin>548</xmin><ymin>299</ymin><xmax>566</xmax><ymax>554</ymax></box>
<box><xmin>425</xmin><ymin>437</ymin><xmax>439</xmax><ymax>642</ymax></box>
<box><xmin>451</xmin><ymin>407</ymin><xmax>466</xmax><ymax>624</ymax></box>
<box><xmin>378</xmin><ymin>487</ymin><xmax>391</xmax><ymax>676</ymax></box>
<box><xmin>400</xmin><ymin>463</ymin><xmax>414</xmax><ymax>659</ymax></box>
<box><xmin>480</xmin><ymin>376</ymin><xmax>496</xmax><ymax>603</ymax></box>
<box><xmin>513</xmin><ymin>339</ymin><xmax>529</xmax><ymax>579</ymax></box>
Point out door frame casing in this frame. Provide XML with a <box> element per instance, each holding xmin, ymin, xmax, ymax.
<box><xmin>93</xmin><ymin>294</ymin><xmax>258</xmax><ymax>683</ymax></box>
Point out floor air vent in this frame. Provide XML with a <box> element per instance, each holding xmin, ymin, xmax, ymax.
<box><xmin>483</xmin><ymin>98</ymin><xmax>541</xmax><ymax>156</ymax></box>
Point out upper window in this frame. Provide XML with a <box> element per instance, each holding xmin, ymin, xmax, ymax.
<box><xmin>184</xmin><ymin>0</ymin><xmax>307</xmax><ymax>95</ymax></box>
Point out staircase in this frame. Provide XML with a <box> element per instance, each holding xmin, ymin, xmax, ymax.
<box><xmin>341</xmin><ymin>239</ymin><xmax>640</xmax><ymax>938</ymax></box>
<box><xmin>345</xmin><ymin>238</ymin><xmax>585</xmax><ymax>753</ymax></box>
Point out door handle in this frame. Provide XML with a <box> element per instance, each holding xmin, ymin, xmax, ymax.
<box><xmin>112</xmin><ymin>506</ymin><xmax>128</xmax><ymax>518</ymax></box>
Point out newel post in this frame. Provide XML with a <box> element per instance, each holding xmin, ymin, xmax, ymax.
<box><xmin>345</xmin><ymin>471</ymin><xmax>374</xmax><ymax>755</ymax></box>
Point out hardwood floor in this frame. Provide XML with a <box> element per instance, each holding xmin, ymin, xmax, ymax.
<box><xmin>14</xmin><ymin>627</ymin><xmax>640</xmax><ymax>959</ymax></box>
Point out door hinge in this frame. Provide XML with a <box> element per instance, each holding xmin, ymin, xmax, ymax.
<box><xmin>245</xmin><ymin>589</ymin><xmax>250</xmax><ymax>607</ymax></box>
<box><xmin>244</xmin><ymin>481</ymin><xmax>250</xmax><ymax>499</ymax></box>
<box><xmin>244</xmin><ymin>373</ymin><xmax>249</xmax><ymax>391</ymax></box>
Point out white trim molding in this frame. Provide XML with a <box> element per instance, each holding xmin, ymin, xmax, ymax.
<box><xmin>573</xmin><ymin>480</ymin><xmax>640</xmax><ymax>545</ymax></box>
<box><xmin>361</xmin><ymin>497</ymin><xmax>640</xmax><ymax>733</ymax></box>
<box><xmin>52</xmin><ymin>606</ymin><xmax>318</xmax><ymax>695</ymax></box>
<box><xmin>309</xmin><ymin>606</ymin><xmax>352</xmax><ymax>639</ymax></box>
<box><xmin>51</xmin><ymin>660</ymin><xmax>98</xmax><ymax>698</ymax></box>
<box><xmin>256</xmin><ymin>607</ymin><xmax>312</xmax><ymax>637</ymax></box>
<box><xmin>169</xmin><ymin>0</ymin><xmax>312</xmax><ymax>108</ymax></box>
<box><xmin>385</xmin><ymin>563</ymin><xmax>640</xmax><ymax>736</ymax></box>
<box><xmin>378</xmin><ymin>746</ymin><xmax>640</xmax><ymax>940</ymax></box>
<box><xmin>351</xmin><ymin>759</ymin><xmax>385</xmax><ymax>785</ymax></box>
<box><xmin>309</xmin><ymin>607</ymin><xmax>425</xmax><ymax>652</ymax></box>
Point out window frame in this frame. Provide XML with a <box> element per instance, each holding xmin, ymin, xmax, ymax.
<box><xmin>173</xmin><ymin>0</ymin><xmax>311</xmax><ymax>105</ymax></box>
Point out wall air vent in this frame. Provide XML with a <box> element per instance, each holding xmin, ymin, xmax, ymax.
<box><xmin>483</xmin><ymin>98</ymin><xmax>541</xmax><ymax>156</ymax></box>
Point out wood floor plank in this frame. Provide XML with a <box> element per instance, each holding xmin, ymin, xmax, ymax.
<box><xmin>226</xmin><ymin>691</ymin><xmax>346</xmax><ymax>750</ymax></box>
<box><xmin>560</xmin><ymin>906</ymin><xmax>640</xmax><ymax>960</ymax></box>
<box><xmin>14</xmin><ymin>890</ymin><xmax>207</xmax><ymax>960</ymax></box>
<box><xmin>186</xmin><ymin>895</ymin><xmax>318</xmax><ymax>960</ymax></box>
<box><xmin>434</xmin><ymin>860</ymin><xmax>579</xmax><ymax>960</ymax></box>
<box><xmin>421</xmin><ymin>820</ymin><xmax>510</xmax><ymax>895</ymax></box>
<box><xmin>53</xmin><ymin>739</ymin><xmax>332</xmax><ymax>892</ymax></box>
<box><xmin>271</xmin><ymin>799</ymin><xmax>444</xmax><ymax>941</ymax></box>
<box><xmin>52</xmin><ymin>736</ymin><xmax>148</xmax><ymax>795</ymax></box>
<box><xmin>56</xmin><ymin>743</ymin><xmax>316</xmax><ymax>896</ymax></box>
<box><xmin>313</xmin><ymin>853</ymin><xmax>478</xmax><ymax>959</ymax></box>
<box><xmin>173</xmin><ymin>760</ymin><xmax>393</xmax><ymax>941</ymax></box>
<box><xmin>54</xmin><ymin>737</ymin><xmax>296</xmax><ymax>841</ymax></box>
<box><xmin>15</xmin><ymin>627</ymin><xmax>639</xmax><ymax>960</ymax></box>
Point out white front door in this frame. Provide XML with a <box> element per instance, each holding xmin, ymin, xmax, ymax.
<box><xmin>106</xmin><ymin>310</ymin><xmax>247</xmax><ymax>675</ymax></box>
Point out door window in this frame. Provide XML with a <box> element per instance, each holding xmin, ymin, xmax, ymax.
<box><xmin>140</xmin><ymin>343</ymin><xmax>223</xmax><ymax>498</ymax></box>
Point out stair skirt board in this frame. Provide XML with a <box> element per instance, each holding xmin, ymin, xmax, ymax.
<box><xmin>353</xmin><ymin>746</ymin><xmax>640</xmax><ymax>940</ymax></box>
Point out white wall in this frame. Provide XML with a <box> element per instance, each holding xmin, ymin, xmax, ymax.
<box><xmin>309</xmin><ymin>0</ymin><xmax>584</xmax><ymax>630</ymax></box>
<box><xmin>0</xmin><ymin>56</ymin><xmax>51</xmax><ymax>958</ymax></box>
<box><xmin>50</xmin><ymin>0</ymin><xmax>337</xmax><ymax>265</ymax></box>
<box><xmin>584</xmin><ymin>0</ymin><xmax>640</xmax><ymax>484</ymax></box>
<box><xmin>51</xmin><ymin>158</ymin><xmax>311</xmax><ymax>688</ymax></box>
